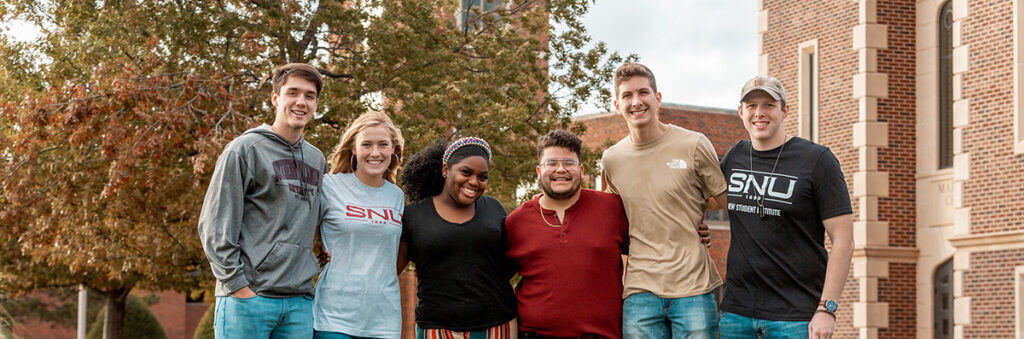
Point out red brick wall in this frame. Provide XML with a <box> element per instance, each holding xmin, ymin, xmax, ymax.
<box><xmin>962</xmin><ymin>0</ymin><xmax>1024</xmax><ymax>235</ymax></box>
<box><xmin>758</xmin><ymin>0</ymin><xmax>930</xmax><ymax>336</ymax></box>
<box><xmin>12</xmin><ymin>318</ymin><xmax>76</xmax><ymax>339</ymax></box>
<box><xmin>958</xmin><ymin>0</ymin><xmax>1024</xmax><ymax>336</ymax></box>
<box><xmin>10</xmin><ymin>290</ymin><xmax>78</xmax><ymax>339</ymax></box>
<box><xmin>760</xmin><ymin>0</ymin><xmax>863</xmax><ymax>335</ymax></box>
<box><xmin>964</xmin><ymin>249</ymin><xmax>1024</xmax><ymax>338</ymax></box>
<box><xmin>879</xmin><ymin>262</ymin><xmax>917</xmax><ymax>338</ymax></box>
<box><xmin>874</xmin><ymin>1</ymin><xmax>920</xmax><ymax>337</ymax></box>
<box><xmin>875</xmin><ymin>0</ymin><xmax>918</xmax><ymax>250</ymax></box>
<box><xmin>12</xmin><ymin>289</ymin><xmax>206</xmax><ymax>339</ymax></box>
<box><xmin>185</xmin><ymin>302</ymin><xmax>208</xmax><ymax>338</ymax></box>
<box><xmin>836</xmin><ymin>267</ymin><xmax>859</xmax><ymax>338</ymax></box>
<box><xmin>145</xmin><ymin>290</ymin><xmax>186</xmax><ymax>339</ymax></box>
<box><xmin>761</xmin><ymin>0</ymin><xmax>859</xmax><ymax>212</ymax></box>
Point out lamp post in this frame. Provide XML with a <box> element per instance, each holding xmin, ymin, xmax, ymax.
<box><xmin>78</xmin><ymin>284</ymin><xmax>87</xmax><ymax>339</ymax></box>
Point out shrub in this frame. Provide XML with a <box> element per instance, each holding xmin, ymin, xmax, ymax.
<box><xmin>193</xmin><ymin>303</ymin><xmax>214</xmax><ymax>339</ymax></box>
<box><xmin>87</xmin><ymin>295</ymin><xmax>167</xmax><ymax>339</ymax></box>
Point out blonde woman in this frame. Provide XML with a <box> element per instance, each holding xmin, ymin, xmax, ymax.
<box><xmin>314</xmin><ymin>112</ymin><xmax>406</xmax><ymax>339</ymax></box>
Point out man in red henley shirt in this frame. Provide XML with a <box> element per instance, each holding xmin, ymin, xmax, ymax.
<box><xmin>505</xmin><ymin>129</ymin><xmax>630</xmax><ymax>339</ymax></box>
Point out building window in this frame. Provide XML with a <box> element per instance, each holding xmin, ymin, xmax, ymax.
<box><xmin>1015</xmin><ymin>0</ymin><xmax>1024</xmax><ymax>153</ymax></box>
<box><xmin>934</xmin><ymin>259</ymin><xmax>954</xmax><ymax>339</ymax></box>
<box><xmin>458</xmin><ymin>0</ymin><xmax>501</xmax><ymax>31</ymax></box>
<box><xmin>939</xmin><ymin>1</ymin><xmax>954</xmax><ymax>167</ymax></box>
<box><xmin>798</xmin><ymin>40</ymin><xmax>819</xmax><ymax>142</ymax></box>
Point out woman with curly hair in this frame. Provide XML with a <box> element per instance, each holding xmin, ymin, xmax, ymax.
<box><xmin>313</xmin><ymin>111</ymin><xmax>406</xmax><ymax>339</ymax></box>
<box><xmin>398</xmin><ymin>137</ymin><xmax>518</xmax><ymax>339</ymax></box>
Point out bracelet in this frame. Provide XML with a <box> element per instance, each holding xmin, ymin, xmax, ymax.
<box><xmin>815</xmin><ymin>309</ymin><xmax>836</xmax><ymax>320</ymax></box>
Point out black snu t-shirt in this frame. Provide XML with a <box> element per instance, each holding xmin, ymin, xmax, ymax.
<box><xmin>401</xmin><ymin>195</ymin><xmax>517</xmax><ymax>331</ymax></box>
<box><xmin>719</xmin><ymin>137</ymin><xmax>852</xmax><ymax>321</ymax></box>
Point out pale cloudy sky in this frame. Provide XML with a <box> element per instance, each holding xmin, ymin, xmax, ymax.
<box><xmin>580</xmin><ymin>0</ymin><xmax>758</xmax><ymax>114</ymax></box>
<box><xmin>2</xmin><ymin>19</ymin><xmax>38</xmax><ymax>42</ymax></box>
<box><xmin>3</xmin><ymin>0</ymin><xmax>757</xmax><ymax>113</ymax></box>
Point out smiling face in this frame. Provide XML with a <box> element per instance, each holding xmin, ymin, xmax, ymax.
<box><xmin>352</xmin><ymin>125</ymin><xmax>395</xmax><ymax>185</ymax></box>
<box><xmin>739</xmin><ymin>90</ymin><xmax>789</xmax><ymax>148</ymax></box>
<box><xmin>442</xmin><ymin>156</ymin><xmax>489</xmax><ymax>207</ymax></box>
<box><xmin>614</xmin><ymin>76</ymin><xmax>662</xmax><ymax>132</ymax></box>
<box><xmin>537</xmin><ymin>146</ymin><xmax>583</xmax><ymax>200</ymax></box>
<box><xmin>271</xmin><ymin>75</ymin><xmax>318</xmax><ymax>134</ymax></box>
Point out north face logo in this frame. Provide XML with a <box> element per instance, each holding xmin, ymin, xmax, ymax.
<box><xmin>666</xmin><ymin>159</ymin><xmax>687</xmax><ymax>169</ymax></box>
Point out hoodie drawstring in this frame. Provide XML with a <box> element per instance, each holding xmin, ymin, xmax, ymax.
<box><xmin>288</xmin><ymin>138</ymin><xmax>312</xmax><ymax>211</ymax></box>
<box><xmin>298</xmin><ymin>141</ymin><xmax>311</xmax><ymax>211</ymax></box>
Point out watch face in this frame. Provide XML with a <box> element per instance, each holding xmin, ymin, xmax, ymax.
<box><xmin>825</xmin><ymin>299</ymin><xmax>838</xmax><ymax>312</ymax></box>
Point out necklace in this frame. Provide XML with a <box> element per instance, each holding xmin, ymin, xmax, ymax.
<box><xmin>538</xmin><ymin>205</ymin><xmax>563</xmax><ymax>228</ymax></box>
<box><xmin>750</xmin><ymin>136</ymin><xmax>788</xmax><ymax>219</ymax></box>
<box><xmin>537</xmin><ymin>196</ymin><xmax>564</xmax><ymax>228</ymax></box>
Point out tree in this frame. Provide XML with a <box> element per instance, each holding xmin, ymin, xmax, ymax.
<box><xmin>0</xmin><ymin>1</ymin><xmax>630</xmax><ymax>338</ymax></box>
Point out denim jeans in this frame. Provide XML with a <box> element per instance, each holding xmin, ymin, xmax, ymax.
<box><xmin>719</xmin><ymin>312</ymin><xmax>808</xmax><ymax>339</ymax></box>
<box><xmin>622</xmin><ymin>291</ymin><xmax>718</xmax><ymax>339</ymax></box>
<box><xmin>314</xmin><ymin>330</ymin><xmax>374</xmax><ymax>339</ymax></box>
<box><xmin>214</xmin><ymin>294</ymin><xmax>313</xmax><ymax>339</ymax></box>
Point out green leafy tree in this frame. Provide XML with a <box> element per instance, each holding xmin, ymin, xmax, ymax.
<box><xmin>0</xmin><ymin>1</ymin><xmax>631</xmax><ymax>338</ymax></box>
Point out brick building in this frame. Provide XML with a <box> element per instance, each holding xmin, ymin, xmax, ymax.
<box><xmin>573</xmin><ymin>103</ymin><xmax>749</xmax><ymax>278</ymax></box>
<box><xmin>11</xmin><ymin>289</ymin><xmax>208</xmax><ymax>339</ymax></box>
<box><xmin>757</xmin><ymin>0</ymin><xmax>1024</xmax><ymax>338</ymax></box>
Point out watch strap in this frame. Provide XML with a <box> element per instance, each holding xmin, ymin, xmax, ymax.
<box><xmin>819</xmin><ymin>299</ymin><xmax>839</xmax><ymax>312</ymax></box>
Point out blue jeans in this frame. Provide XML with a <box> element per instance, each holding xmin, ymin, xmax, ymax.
<box><xmin>622</xmin><ymin>291</ymin><xmax>718</xmax><ymax>339</ymax></box>
<box><xmin>719</xmin><ymin>312</ymin><xmax>808</xmax><ymax>339</ymax></box>
<box><xmin>314</xmin><ymin>331</ymin><xmax>374</xmax><ymax>339</ymax></box>
<box><xmin>214</xmin><ymin>295</ymin><xmax>313</xmax><ymax>339</ymax></box>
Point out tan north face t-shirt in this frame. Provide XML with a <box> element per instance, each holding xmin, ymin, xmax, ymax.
<box><xmin>601</xmin><ymin>124</ymin><xmax>728</xmax><ymax>299</ymax></box>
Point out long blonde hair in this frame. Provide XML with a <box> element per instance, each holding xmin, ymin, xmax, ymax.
<box><xmin>327</xmin><ymin>111</ymin><xmax>405</xmax><ymax>183</ymax></box>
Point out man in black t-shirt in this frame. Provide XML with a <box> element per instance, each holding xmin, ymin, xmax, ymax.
<box><xmin>714</xmin><ymin>75</ymin><xmax>854</xmax><ymax>339</ymax></box>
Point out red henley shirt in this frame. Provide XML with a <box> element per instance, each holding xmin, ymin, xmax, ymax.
<box><xmin>505</xmin><ymin>189</ymin><xmax>629</xmax><ymax>339</ymax></box>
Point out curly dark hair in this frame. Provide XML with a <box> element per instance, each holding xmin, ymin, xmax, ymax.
<box><xmin>401</xmin><ymin>139</ymin><xmax>491</xmax><ymax>202</ymax></box>
<box><xmin>537</xmin><ymin>129</ymin><xmax>582</xmax><ymax>161</ymax></box>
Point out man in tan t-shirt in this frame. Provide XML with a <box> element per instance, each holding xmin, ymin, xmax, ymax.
<box><xmin>601</xmin><ymin>62</ymin><xmax>728</xmax><ymax>338</ymax></box>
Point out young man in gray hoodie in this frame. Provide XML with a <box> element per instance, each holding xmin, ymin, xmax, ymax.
<box><xmin>198</xmin><ymin>63</ymin><xmax>327</xmax><ymax>338</ymax></box>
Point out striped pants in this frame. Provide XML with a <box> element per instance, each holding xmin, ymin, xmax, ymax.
<box><xmin>416</xmin><ymin>318</ymin><xmax>518</xmax><ymax>339</ymax></box>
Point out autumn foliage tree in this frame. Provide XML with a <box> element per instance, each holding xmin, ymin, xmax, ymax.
<box><xmin>0</xmin><ymin>0</ymin><xmax>629</xmax><ymax>338</ymax></box>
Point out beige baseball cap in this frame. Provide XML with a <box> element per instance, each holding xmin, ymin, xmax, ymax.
<box><xmin>740</xmin><ymin>75</ymin><xmax>787</xmax><ymax>103</ymax></box>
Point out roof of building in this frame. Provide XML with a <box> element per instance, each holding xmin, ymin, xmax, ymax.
<box><xmin>573</xmin><ymin>102</ymin><xmax>746</xmax><ymax>156</ymax></box>
<box><xmin>573</xmin><ymin>103</ymin><xmax>737</xmax><ymax>121</ymax></box>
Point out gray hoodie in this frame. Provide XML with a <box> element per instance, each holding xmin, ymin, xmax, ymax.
<box><xmin>198</xmin><ymin>124</ymin><xmax>326</xmax><ymax>297</ymax></box>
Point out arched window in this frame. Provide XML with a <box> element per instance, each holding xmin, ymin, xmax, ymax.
<box><xmin>934</xmin><ymin>259</ymin><xmax>953</xmax><ymax>339</ymax></box>
<box><xmin>939</xmin><ymin>1</ymin><xmax>953</xmax><ymax>169</ymax></box>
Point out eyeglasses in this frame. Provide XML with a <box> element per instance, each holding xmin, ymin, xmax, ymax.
<box><xmin>540</xmin><ymin>159</ymin><xmax>579</xmax><ymax>170</ymax></box>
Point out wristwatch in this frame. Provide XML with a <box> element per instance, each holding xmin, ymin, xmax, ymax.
<box><xmin>818</xmin><ymin>299</ymin><xmax>838</xmax><ymax>318</ymax></box>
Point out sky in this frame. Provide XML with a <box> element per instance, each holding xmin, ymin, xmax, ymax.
<box><xmin>2</xmin><ymin>18</ymin><xmax>38</xmax><ymax>42</ymax></box>
<box><xmin>2</xmin><ymin>0</ymin><xmax>757</xmax><ymax>114</ymax></box>
<box><xmin>579</xmin><ymin>0</ymin><xmax>758</xmax><ymax>114</ymax></box>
